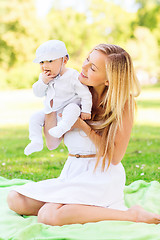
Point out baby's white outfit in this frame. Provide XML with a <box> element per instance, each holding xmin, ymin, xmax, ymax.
<box><xmin>14</xmin><ymin>128</ymin><xmax>128</xmax><ymax>211</ymax></box>
<box><xmin>24</xmin><ymin>68</ymin><xmax>92</xmax><ymax>155</ymax></box>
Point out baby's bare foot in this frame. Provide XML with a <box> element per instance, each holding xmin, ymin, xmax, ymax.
<box><xmin>128</xmin><ymin>205</ymin><xmax>160</xmax><ymax>224</ymax></box>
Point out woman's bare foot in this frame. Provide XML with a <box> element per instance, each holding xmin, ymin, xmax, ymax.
<box><xmin>128</xmin><ymin>205</ymin><xmax>160</xmax><ymax>224</ymax></box>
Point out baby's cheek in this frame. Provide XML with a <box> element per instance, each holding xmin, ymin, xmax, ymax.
<box><xmin>40</xmin><ymin>66</ymin><xmax>44</xmax><ymax>72</ymax></box>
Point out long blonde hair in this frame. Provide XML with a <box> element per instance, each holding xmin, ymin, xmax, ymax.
<box><xmin>88</xmin><ymin>44</ymin><xmax>141</xmax><ymax>171</ymax></box>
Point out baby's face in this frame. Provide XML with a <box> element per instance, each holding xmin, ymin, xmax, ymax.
<box><xmin>40</xmin><ymin>58</ymin><xmax>63</xmax><ymax>77</ymax></box>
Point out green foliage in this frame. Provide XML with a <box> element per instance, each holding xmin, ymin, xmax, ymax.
<box><xmin>4</xmin><ymin>63</ymin><xmax>40</xmax><ymax>89</ymax></box>
<box><xmin>0</xmin><ymin>0</ymin><xmax>48</xmax><ymax>89</ymax></box>
<box><xmin>132</xmin><ymin>0</ymin><xmax>160</xmax><ymax>78</ymax></box>
<box><xmin>126</xmin><ymin>27</ymin><xmax>159</xmax><ymax>75</ymax></box>
<box><xmin>0</xmin><ymin>0</ymin><xmax>39</xmax><ymax>68</ymax></box>
<box><xmin>88</xmin><ymin>0</ymin><xmax>135</xmax><ymax>45</ymax></box>
<box><xmin>47</xmin><ymin>8</ymin><xmax>94</xmax><ymax>72</ymax></box>
<box><xmin>0</xmin><ymin>0</ymin><xmax>160</xmax><ymax>89</ymax></box>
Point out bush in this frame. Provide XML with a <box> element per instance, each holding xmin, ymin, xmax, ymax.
<box><xmin>1</xmin><ymin>63</ymin><xmax>40</xmax><ymax>89</ymax></box>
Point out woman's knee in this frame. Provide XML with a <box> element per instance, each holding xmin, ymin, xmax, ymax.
<box><xmin>37</xmin><ymin>203</ymin><xmax>64</xmax><ymax>226</ymax></box>
<box><xmin>54</xmin><ymin>205</ymin><xmax>78</xmax><ymax>226</ymax></box>
<box><xmin>7</xmin><ymin>190</ymin><xmax>44</xmax><ymax>215</ymax></box>
<box><xmin>7</xmin><ymin>190</ymin><xmax>22</xmax><ymax>211</ymax></box>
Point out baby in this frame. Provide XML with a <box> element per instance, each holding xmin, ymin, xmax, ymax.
<box><xmin>24</xmin><ymin>40</ymin><xmax>92</xmax><ymax>156</ymax></box>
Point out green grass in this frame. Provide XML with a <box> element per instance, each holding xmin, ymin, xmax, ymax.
<box><xmin>137</xmin><ymin>100</ymin><xmax>160</xmax><ymax>109</ymax></box>
<box><xmin>0</xmin><ymin>85</ymin><xmax>160</xmax><ymax>185</ymax></box>
<box><xmin>0</xmin><ymin>126</ymin><xmax>68</xmax><ymax>181</ymax></box>
<box><xmin>123</xmin><ymin>124</ymin><xmax>160</xmax><ymax>185</ymax></box>
<box><xmin>141</xmin><ymin>82</ymin><xmax>160</xmax><ymax>90</ymax></box>
<box><xmin>0</xmin><ymin>124</ymin><xmax>159</xmax><ymax>186</ymax></box>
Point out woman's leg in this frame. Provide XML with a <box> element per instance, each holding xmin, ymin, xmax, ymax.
<box><xmin>38</xmin><ymin>203</ymin><xmax>160</xmax><ymax>226</ymax></box>
<box><xmin>7</xmin><ymin>190</ymin><xmax>45</xmax><ymax>215</ymax></box>
<box><xmin>37</xmin><ymin>203</ymin><xmax>64</xmax><ymax>225</ymax></box>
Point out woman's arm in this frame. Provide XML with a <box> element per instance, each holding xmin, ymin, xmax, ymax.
<box><xmin>44</xmin><ymin>111</ymin><xmax>62</xmax><ymax>150</ymax></box>
<box><xmin>73</xmin><ymin>100</ymin><xmax>133</xmax><ymax>165</ymax></box>
<box><xmin>72</xmin><ymin>117</ymin><xmax>102</xmax><ymax>148</ymax></box>
<box><xmin>111</xmin><ymin>101</ymin><xmax>134</xmax><ymax>165</ymax></box>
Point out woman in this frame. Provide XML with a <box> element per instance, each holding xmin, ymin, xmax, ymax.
<box><xmin>7</xmin><ymin>44</ymin><xmax>160</xmax><ymax>225</ymax></box>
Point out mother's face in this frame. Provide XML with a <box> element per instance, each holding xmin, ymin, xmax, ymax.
<box><xmin>78</xmin><ymin>50</ymin><xmax>108</xmax><ymax>88</ymax></box>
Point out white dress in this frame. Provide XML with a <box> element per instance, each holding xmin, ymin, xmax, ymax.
<box><xmin>14</xmin><ymin>129</ymin><xmax>127</xmax><ymax>211</ymax></box>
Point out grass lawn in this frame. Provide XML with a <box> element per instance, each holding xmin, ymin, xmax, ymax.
<box><xmin>0</xmin><ymin>126</ymin><xmax>68</xmax><ymax>181</ymax></box>
<box><xmin>0</xmin><ymin>84</ymin><xmax>160</xmax><ymax>185</ymax></box>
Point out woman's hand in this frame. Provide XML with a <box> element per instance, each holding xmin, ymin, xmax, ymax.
<box><xmin>81</xmin><ymin>112</ymin><xmax>91</xmax><ymax>120</ymax></box>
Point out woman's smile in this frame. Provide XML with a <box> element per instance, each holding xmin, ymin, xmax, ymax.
<box><xmin>80</xmin><ymin>72</ymin><xmax>88</xmax><ymax>78</ymax></box>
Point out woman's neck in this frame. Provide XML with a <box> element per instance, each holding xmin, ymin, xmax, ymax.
<box><xmin>93</xmin><ymin>85</ymin><xmax>106</xmax><ymax>102</ymax></box>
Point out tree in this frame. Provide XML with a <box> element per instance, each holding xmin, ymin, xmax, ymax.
<box><xmin>47</xmin><ymin>0</ymin><xmax>136</xmax><ymax>69</ymax></box>
<box><xmin>0</xmin><ymin>0</ymin><xmax>45</xmax><ymax>69</ymax></box>
<box><xmin>126</xmin><ymin>27</ymin><xmax>159</xmax><ymax>75</ymax></box>
<box><xmin>130</xmin><ymin>0</ymin><xmax>160</xmax><ymax>79</ymax></box>
<box><xmin>87</xmin><ymin>0</ymin><xmax>135</xmax><ymax>45</ymax></box>
<box><xmin>47</xmin><ymin>7</ymin><xmax>101</xmax><ymax>71</ymax></box>
<box><xmin>0</xmin><ymin>0</ymin><xmax>50</xmax><ymax>88</ymax></box>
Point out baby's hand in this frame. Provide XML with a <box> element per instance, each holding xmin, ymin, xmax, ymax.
<box><xmin>42</xmin><ymin>71</ymin><xmax>54</xmax><ymax>84</ymax></box>
<box><xmin>80</xmin><ymin>112</ymin><xmax>91</xmax><ymax>120</ymax></box>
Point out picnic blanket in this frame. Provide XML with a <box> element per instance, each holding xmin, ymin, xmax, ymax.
<box><xmin>0</xmin><ymin>176</ymin><xmax>160</xmax><ymax>240</ymax></box>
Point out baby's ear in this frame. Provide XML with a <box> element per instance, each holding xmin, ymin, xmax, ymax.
<box><xmin>63</xmin><ymin>56</ymin><xmax>68</xmax><ymax>64</ymax></box>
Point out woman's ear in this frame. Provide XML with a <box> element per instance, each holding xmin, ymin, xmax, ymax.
<box><xmin>105</xmin><ymin>80</ymin><xmax>109</xmax><ymax>86</ymax></box>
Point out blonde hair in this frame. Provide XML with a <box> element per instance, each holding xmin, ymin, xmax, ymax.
<box><xmin>88</xmin><ymin>44</ymin><xmax>141</xmax><ymax>171</ymax></box>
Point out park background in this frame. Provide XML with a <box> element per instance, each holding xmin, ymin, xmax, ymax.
<box><xmin>0</xmin><ymin>0</ymin><xmax>160</xmax><ymax>185</ymax></box>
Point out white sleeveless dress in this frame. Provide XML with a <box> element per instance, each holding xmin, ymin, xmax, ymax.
<box><xmin>13</xmin><ymin>129</ymin><xmax>127</xmax><ymax>210</ymax></box>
